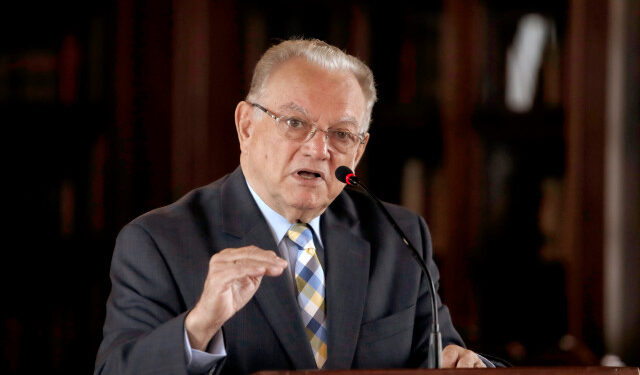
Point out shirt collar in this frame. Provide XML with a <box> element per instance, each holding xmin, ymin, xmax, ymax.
<box><xmin>245</xmin><ymin>181</ymin><xmax>322</xmax><ymax>246</ymax></box>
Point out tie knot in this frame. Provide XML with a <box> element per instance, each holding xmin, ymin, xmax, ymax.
<box><xmin>287</xmin><ymin>223</ymin><xmax>314</xmax><ymax>250</ymax></box>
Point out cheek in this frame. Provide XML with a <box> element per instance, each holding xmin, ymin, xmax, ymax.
<box><xmin>333</xmin><ymin>156</ymin><xmax>357</xmax><ymax>173</ymax></box>
<box><xmin>327</xmin><ymin>177</ymin><xmax>344</xmax><ymax>196</ymax></box>
<box><xmin>254</xmin><ymin>136</ymin><xmax>277</xmax><ymax>164</ymax></box>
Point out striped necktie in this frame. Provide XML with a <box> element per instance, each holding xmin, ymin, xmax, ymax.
<box><xmin>286</xmin><ymin>223</ymin><xmax>327</xmax><ymax>368</ymax></box>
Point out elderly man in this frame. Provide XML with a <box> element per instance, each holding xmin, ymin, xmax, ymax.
<box><xmin>95</xmin><ymin>38</ymin><xmax>490</xmax><ymax>375</ymax></box>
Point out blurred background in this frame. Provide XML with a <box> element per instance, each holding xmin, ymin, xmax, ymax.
<box><xmin>1</xmin><ymin>0</ymin><xmax>638</xmax><ymax>373</ymax></box>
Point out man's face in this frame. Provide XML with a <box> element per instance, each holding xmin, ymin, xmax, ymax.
<box><xmin>236</xmin><ymin>57</ymin><xmax>368</xmax><ymax>222</ymax></box>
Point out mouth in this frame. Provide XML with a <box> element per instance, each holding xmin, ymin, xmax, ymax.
<box><xmin>295</xmin><ymin>169</ymin><xmax>324</xmax><ymax>180</ymax></box>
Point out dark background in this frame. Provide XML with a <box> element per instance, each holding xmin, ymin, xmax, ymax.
<box><xmin>1</xmin><ymin>0</ymin><xmax>638</xmax><ymax>373</ymax></box>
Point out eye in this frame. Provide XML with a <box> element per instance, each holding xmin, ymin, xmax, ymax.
<box><xmin>284</xmin><ymin>117</ymin><xmax>305</xmax><ymax>129</ymax></box>
<box><xmin>331</xmin><ymin>129</ymin><xmax>353</xmax><ymax>141</ymax></box>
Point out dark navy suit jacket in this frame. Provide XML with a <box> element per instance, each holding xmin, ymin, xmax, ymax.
<box><xmin>94</xmin><ymin>167</ymin><xmax>465</xmax><ymax>374</ymax></box>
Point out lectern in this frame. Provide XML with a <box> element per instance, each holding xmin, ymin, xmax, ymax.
<box><xmin>253</xmin><ymin>367</ymin><xmax>639</xmax><ymax>375</ymax></box>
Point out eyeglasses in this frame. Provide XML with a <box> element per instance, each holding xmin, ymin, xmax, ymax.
<box><xmin>249</xmin><ymin>102</ymin><xmax>367</xmax><ymax>154</ymax></box>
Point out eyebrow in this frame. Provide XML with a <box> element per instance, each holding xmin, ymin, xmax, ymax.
<box><xmin>278</xmin><ymin>102</ymin><xmax>310</xmax><ymax>117</ymax></box>
<box><xmin>277</xmin><ymin>101</ymin><xmax>362</xmax><ymax>131</ymax></box>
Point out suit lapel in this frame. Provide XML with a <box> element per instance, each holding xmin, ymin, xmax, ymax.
<box><xmin>219</xmin><ymin>168</ymin><xmax>316</xmax><ymax>369</ymax></box>
<box><xmin>322</xmin><ymin>201</ymin><xmax>370</xmax><ymax>369</ymax></box>
<box><xmin>247</xmin><ymin>225</ymin><xmax>317</xmax><ymax>369</ymax></box>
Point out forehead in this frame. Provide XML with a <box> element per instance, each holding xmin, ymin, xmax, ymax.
<box><xmin>262</xmin><ymin>58</ymin><xmax>366</xmax><ymax>125</ymax></box>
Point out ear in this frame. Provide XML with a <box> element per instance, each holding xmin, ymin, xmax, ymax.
<box><xmin>353</xmin><ymin>133</ymin><xmax>369</xmax><ymax>167</ymax></box>
<box><xmin>235</xmin><ymin>101</ymin><xmax>256</xmax><ymax>152</ymax></box>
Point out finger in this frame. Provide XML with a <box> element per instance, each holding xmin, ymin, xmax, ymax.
<box><xmin>441</xmin><ymin>345</ymin><xmax>460</xmax><ymax>368</ymax></box>
<box><xmin>202</xmin><ymin>260</ymin><xmax>285</xmax><ymax>298</ymax></box>
<box><xmin>229</xmin><ymin>255</ymin><xmax>287</xmax><ymax>271</ymax></box>
<box><xmin>233</xmin><ymin>259</ymin><xmax>287</xmax><ymax>277</ymax></box>
<box><xmin>214</xmin><ymin>247</ymin><xmax>286</xmax><ymax>265</ymax></box>
<box><xmin>215</xmin><ymin>258</ymin><xmax>286</xmax><ymax>278</ymax></box>
<box><xmin>455</xmin><ymin>352</ymin><xmax>477</xmax><ymax>368</ymax></box>
<box><xmin>455</xmin><ymin>351</ymin><xmax>484</xmax><ymax>368</ymax></box>
<box><xmin>211</xmin><ymin>253</ymin><xmax>287</xmax><ymax>273</ymax></box>
<box><xmin>200</xmin><ymin>268</ymin><xmax>264</xmax><ymax>299</ymax></box>
<box><xmin>474</xmin><ymin>360</ymin><xmax>487</xmax><ymax>368</ymax></box>
<box><xmin>226</xmin><ymin>246</ymin><xmax>280</xmax><ymax>261</ymax></box>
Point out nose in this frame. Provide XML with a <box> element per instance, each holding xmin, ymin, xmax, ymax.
<box><xmin>303</xmin><ymin>129</ymin><xmax>330</xmax><ymax>159</ymax></box>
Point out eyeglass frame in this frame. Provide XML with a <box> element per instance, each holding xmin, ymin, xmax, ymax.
<box><xmin>248</xmin><ymin>102</ymin><xmax>368</xmax><ymax>153</ymax></box>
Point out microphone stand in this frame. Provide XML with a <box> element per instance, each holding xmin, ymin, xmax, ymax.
<box><xmin>344</xmin><ymin>174</ymin><xmax>443</xmax><ymax>368</ymax></box>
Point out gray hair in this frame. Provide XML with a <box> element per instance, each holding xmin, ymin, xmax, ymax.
<box><xmin>246</xmin><ymin>38</ymin><xmax>377</xmax><ymax>132</ymax></box>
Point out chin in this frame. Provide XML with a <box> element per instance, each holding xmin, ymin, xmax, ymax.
<box><xmin>291</xmin><ymin>199</ymin><xmax>324</xmax><ymax>211</ymax></box>
<box><xmin>288</xmin><ymin>195</ymin><xmax>327</xmax><ymax>212</ymax></box>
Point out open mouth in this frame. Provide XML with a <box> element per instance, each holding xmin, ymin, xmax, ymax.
<box><xmin>297</xmin><ymin>170</ymin><xmax>322</xmax><ymax>179</ymax></box>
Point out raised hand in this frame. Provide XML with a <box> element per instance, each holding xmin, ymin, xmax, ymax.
<box><xmin>185</xmin><ymin>246</ymin><xmax>288</xmax><ymax>350</ymax></box>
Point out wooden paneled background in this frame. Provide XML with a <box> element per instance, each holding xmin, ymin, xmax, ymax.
<box><xmin>0</xmin><ymin>0</ymin><xmax>638</xmax><ymax>373</ymax></box>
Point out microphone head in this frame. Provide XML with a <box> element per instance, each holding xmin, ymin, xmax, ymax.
<box><xmin>335</xmin><ymin>166</ymin><xmax>356</xmax><ymax>184</ymax></box>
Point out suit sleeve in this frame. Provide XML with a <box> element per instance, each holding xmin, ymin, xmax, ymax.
<box><xmin>409</xmin><ymin>216</ymin><xmax>465</xmax><ymax>367</ymax></box>
<box><xmin>94</xmin><ymin>223</ymin><xmax>191</xmax><ymax>375</ymax></box>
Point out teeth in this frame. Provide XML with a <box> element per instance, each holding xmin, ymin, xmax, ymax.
<box><xmin>298</xmin><ymin>171</ymin><xmax>320</xmax><ymax>179</ymax></box>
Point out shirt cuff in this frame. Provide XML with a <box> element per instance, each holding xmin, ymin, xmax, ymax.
<box><xmin>184</xmin><ymin>328</ymin><xmax>227</xmax><ymax>373</ymax></box>
<box><xmin>477</xmin><ymin>353</ymin><xmax>496</xmax><ymax>368</ymax></box>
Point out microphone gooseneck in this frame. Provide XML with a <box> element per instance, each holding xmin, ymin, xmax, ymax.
<box><xmin>334</xmin><ymin>166</ymin><xmax>443</xmax><ymax>368</ymax></box>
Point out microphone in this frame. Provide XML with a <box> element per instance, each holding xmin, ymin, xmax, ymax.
<box><xmin>335</xmin><ymin>166</ymin><xmax>359</xmax><ymax>185</ymax></box>
<box><xmin>335</xmin><ymin>166</ymin><xmax>443</xmax><ymax>368</ymax></box>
